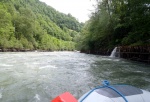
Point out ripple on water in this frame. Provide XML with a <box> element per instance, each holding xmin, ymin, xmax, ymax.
<box><xmin>39</xmin><ymin>65</ymin><xmax>57</xmax><ymax>69</ymax></box>
<box><xmin>0</xmin><ymin>64</ymin><xmax>13</xmax><ymax>67</ymax></box>
<box><xmin>0</xmin><ymin>52</ymin><xmax>150</xmax><ymax>102</ymax></box>
<box><xmin>34</xmin><ymin>94</ymin><xmax>40</xmax><ymax>101</ymax></box>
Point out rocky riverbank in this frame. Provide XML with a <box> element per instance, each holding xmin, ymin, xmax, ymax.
<box><xmin>0</xmin><ymin>48</ymin><xmax>51</xmax><ymax>52</ymax></box>
<box><xmin>0</xmin><ymin>48</ymin><xmax>31</xmax><ymax>52</ymax></box>
<box><xmin>0</xmin><ymin>48</ymin><xmax>74</xmax><ymax>52</ymax></box>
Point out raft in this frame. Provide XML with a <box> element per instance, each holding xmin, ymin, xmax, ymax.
<box><xmin>51</xmin><ymin>80</ymin><xmax>150</xmax><ymax>102</ymax></box>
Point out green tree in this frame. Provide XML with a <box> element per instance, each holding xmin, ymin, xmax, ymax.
<box><xmin>0</xmin><ymin>0</ymin><xmax>82</xmax><ymax>51</ymax></box>
<box><xmin>78</xmin><ymin>0</ymin><xmax>150</xmax><ymax>53</ymax></box>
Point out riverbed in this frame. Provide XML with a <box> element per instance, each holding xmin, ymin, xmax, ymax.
<box><xmin>0</xmin><ymin>52</ymin><xmax>150</xmax><ymax>102</ymax></box>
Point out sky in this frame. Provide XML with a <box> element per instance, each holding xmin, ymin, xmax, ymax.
<box><xmin>39</xmin><ymin>0</ymin><xmax>96</xmax><ymax>23</ymax></box>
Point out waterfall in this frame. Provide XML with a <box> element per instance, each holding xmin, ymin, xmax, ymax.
<box><xmin>110</xmin><ymin>47</ymin><xmax>117</xmax><ymax>57</ymax></box>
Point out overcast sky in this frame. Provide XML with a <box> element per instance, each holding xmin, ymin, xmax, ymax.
<box><xmin>39</xmin><ymin>0</ymin><xmax>96</xmax><ymax>22</ymax></box>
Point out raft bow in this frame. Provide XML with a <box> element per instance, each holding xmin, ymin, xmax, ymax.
<box><xmin>51</xmin><ymin>80</ymin><xmax>150</xmax><ymax>102</ymax></box>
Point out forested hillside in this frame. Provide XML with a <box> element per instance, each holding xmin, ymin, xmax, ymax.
<box><xmin>77</xmin><ymin>0</ymin><xmax>150</xmax><ymax>53</ymax></box>
<box><xmin>0</xmin><ymin>0</ymin><xmax>83</xmax><ymax>51</ymax></box>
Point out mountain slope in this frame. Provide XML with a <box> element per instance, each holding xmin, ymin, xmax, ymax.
<box><xmin>0</xmin><ymin>0</ymin><xmax>83</xmax><ymax>51</ymax></box>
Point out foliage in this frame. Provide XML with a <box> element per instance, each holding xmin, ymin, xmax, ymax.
<box><xmin>0</xmin><ymin>0</ymin><xmax>83</xmax><ymax>51</ymax></box>
<box><xmin>78</xmin><ymin>0</ymin><xmax>150</xmax><ymax>52</ymax></box>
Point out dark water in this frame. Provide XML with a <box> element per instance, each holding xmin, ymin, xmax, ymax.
<box><xmin>0</xmin><ymin>52</ymin><xmax>150</xmax><ymax>102</ymax></box>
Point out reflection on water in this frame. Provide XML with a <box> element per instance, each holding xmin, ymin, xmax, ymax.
<box><xmin>0</xmin><ymin>52</ymin><xmax>150</xmax><ymax>102</ymax></box>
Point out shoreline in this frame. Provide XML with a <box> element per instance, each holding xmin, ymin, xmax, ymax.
<box><xmin>0</xmin><ymin>48</ymin><xmax>54</xmax><ymax>52</ymax></box>
<box><xmin>0</xmin><ymin>48</ymin><xmax>76</xmax><ymax>52</ymax></box>
<box><xmin>80</xmin><ymin>45</ymin><xmax>150</xmax><ymax>64</ymax></box>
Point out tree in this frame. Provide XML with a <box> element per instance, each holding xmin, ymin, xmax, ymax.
<box><xmin>78</xmin><ymin>0</ymin><xmax>150</xmax><ymax>53</ymax></box>
<box><xmin>0</xmin><ymin>0</ymin><xmax>82</xmax><ymax>51</ymax></box>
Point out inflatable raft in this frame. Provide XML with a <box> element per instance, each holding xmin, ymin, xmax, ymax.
<box><xmin>51</xmin><ymin>80</ymin><xmax>150</xmax><ymax>102</ymax></box>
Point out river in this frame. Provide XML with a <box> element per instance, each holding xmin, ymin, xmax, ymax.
<box><xmin>0</xmin><ymin>52</ymin><xmax>150</xmax><ymax>102</ymax></box>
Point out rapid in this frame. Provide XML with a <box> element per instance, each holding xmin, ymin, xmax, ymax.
<box><xmin>0</xmin><ymin>52</ymin><xmax>149</xmax><ymax>102</ymax></box>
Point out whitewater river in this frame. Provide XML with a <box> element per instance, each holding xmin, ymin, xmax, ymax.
<box><xmin>0</xmin><ymin>52</ymin><xmax>150</xmax><ymax>102</ymax></box>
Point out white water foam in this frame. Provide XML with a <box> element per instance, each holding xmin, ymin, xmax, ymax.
<box><xmin>34</xmin><ymin>94</ymin><xmax>40</xmax><ymax>101</ymax></box>
<box><xmin>0</xmin><ymin>64</ymin><xmax>13</xmax><ymax>67</ymax></box>
<box><xmin>39</xmin><ymin>65</ymin><xmax>57</xmax><ymax>69</ymax></box>
<box><xmin>0</xmin><ymin>93</ymin><xmax>2</xmax><ymax>99</ymax></box>
<box><xmin>110</xmin><ymin>47</ymin><xmax>117</xmax><ymax>57</ymax></box>
<box><xmin>33</xmin><ymin>62</ymin><xmax>40</xmax><ymax>65</ymax></box>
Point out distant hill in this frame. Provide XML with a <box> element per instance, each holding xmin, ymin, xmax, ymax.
<box><xmin>0</xmin><ymin>0</ymin><xmax>83</xmax><ymax>51</ymax></box>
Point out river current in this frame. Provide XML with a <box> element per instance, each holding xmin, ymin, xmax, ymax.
<box><xmin>0</xmin><ymin>52</ymin><xmax>150</xmax><ymax>102</ymax></box>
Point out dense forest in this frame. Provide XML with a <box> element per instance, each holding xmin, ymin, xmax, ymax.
<box><xmin>77</xmin><ymin>0</ymin><xmax>150</xmax><ymax>54</ymax></box>
<box><xmin>0</xmin><ymin>0</ymin><xmax>83</xmax><ymax>51</ymax></box>
<box><xmin>1</xmin><ymin>0</ymin><xmax>150</xmax><ymax>53</ymax></box>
